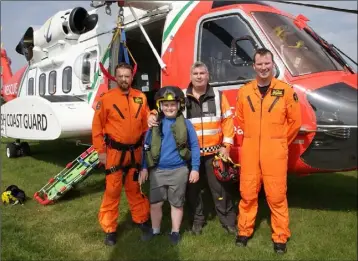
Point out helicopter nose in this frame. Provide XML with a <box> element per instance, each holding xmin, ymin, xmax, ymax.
<box><xmin>300</xmin><ymin>81</ymin><xmax>357</xmax><ymax>171</ymax></box>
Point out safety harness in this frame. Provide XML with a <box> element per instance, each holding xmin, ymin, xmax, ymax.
<box><xmin>104</xmin><ymin>134</ymin><xmax>143</xmax><ymax>184</ymax></box>
<box><xmin>144</xmin><ymin>114</ymin><xmax>191</xmax><ymax>169</ymax></box>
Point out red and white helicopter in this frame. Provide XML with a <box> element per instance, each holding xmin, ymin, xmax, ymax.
<box><xmin>1</xmin><ymin>0</ymin><xmax>357</xmax><ymax>177</ymax></box>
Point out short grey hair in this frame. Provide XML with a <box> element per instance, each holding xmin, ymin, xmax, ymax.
<box><xmin>190</xmin><ymin>61</ymin><xmax>209</xmax><ymax>73</ymax></box>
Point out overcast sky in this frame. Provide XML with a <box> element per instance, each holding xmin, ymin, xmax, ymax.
<box><xmin>1</xmin><ymin>1</ymin><xmax>357</xmax><ymax>72</ymax></box>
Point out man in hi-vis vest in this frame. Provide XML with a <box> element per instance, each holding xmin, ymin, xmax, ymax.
<box><xmin>148</xmin><ymin>61</ymin><xmax>236</xmax><ymax>235</ymax></box>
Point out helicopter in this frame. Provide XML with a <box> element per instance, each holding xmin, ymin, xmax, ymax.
<box><xmin>0</xmin><ymin>0</ymin><xmax>357</xmax><ymax>177</ymax></box>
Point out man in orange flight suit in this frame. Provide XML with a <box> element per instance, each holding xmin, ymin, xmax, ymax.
<box><xmin>235</xmin><ymin>48</ymin><xmax>301</xmax><ymax>254</ymax></box>
<box><xmin>92</xmin><ymin>62</ymin><xmax>150</xmax><ymax>246</ymax></box>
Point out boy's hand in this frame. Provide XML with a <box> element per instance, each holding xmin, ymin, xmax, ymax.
<box><xmin>189</xmin><ymin>170</ymin><xmax>199</xmax><ymax>183</ymax></box>
<box><xmin>139</xmin><ymin>169</ymin><xmax>148</xmax><ymax>185</ymax></box>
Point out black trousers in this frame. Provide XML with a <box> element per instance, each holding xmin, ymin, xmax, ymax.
<box><xmin>186</xmin><ymin>154</ymin><xmax>236</xmax><ymax>228</ymax></box>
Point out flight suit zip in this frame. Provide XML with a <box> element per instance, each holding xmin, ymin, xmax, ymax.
<box><xmin>259</xmin><ymin>97</ymin><xmax>263</xmax><ymax>173</ymax></box>
<box><xmin>113</xmin><ymin>104</ymin><xmax>125</xmax><ymax>119</ymax></box>
<box><xmin>258</xmin><ymin>88</ymin><xmax>269</xmax><ymax>174</ymax></box>
<box><xmin>247</xmin><ymin>96</ymin><xmax>255</xmax><ymax>112</ymax></box>
<box><xmin>135</xmin><ymin>103</ymin><xmax>142</xmax><ymax>118</ymax></box>
<box><xmin>268</xmin><ymin>97</ymin><xmax>280</xmax><ymax>112</ymax></box>
<box><xmin>127</xmin><ymin>95</ymin><xmax>132</xmax><ymax>136</ymax></box>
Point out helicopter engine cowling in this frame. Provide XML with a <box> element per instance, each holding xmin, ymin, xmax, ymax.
<box><xmin>15</xmin><ymin>7</ymin><xmax>98</xmax><ymax>62</ymax></box>
<box><xmin>34</xmin><ymin>7</ymin><xmax>98</xmax><ymax>48</ymax></box>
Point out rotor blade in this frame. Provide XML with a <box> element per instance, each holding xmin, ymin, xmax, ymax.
<box><xmin>270</xmin><ymin>1</ymin><xmax>358</xmax><ymax>14</ymax></box>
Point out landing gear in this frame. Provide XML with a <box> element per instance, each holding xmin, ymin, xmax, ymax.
<box><xmin>6</xmin><ymin>139</ymin><xmax>31</xmax><ymax>158</ymax></box>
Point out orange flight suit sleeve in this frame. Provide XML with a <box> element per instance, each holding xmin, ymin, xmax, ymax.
<box><xmin>286</xmin><ymin>87</ymin><xmax>302</xmax><ymax>145</ymax></box>
<box><xmin>235</xmin><ymin>88</ymin><xmax>245</xmax><ymax>133</ymax></box>
<box><xmin>221</xmin><ymin>93</ymin><xmax>235</xmax><ymax>149</ymax></box>
<box><xmin>92</xmin><ymin>98</ymin><xmax>107</xmax><ymax>154</ymax></box>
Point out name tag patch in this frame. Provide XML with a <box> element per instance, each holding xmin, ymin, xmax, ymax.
<box><xmin>271</xmin><ymin>89</ymin><xmax>285</xmax><ymax>97</ymax></box>
<box><xmin>133</xmin><ymin>97</ymin><xmax>143</xmax><ymax>104</ymax></box>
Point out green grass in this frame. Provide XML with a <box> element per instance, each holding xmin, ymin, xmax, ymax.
<box><xmin>1</xmin><ymin>139</ymin><xmax>357</xmax><ymax>261</ymax></box>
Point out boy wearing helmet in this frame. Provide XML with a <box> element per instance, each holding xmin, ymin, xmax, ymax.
<box><xmin>139</xmin><ymin>86</ymin><xmax>200</xmax><ymax>245</ymax></box>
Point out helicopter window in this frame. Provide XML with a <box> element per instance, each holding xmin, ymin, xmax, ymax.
<box><xmin>39</xmin><ymin>73</ymin><xmax>46</xmax><ymax>96</ymax></box>
<box><xmin>198</xmin><ymin>14</ymin><xmax>258</xmax><ymax>84</ymax></box>
<box><xmin>28</xmin><ymin>78</ymin><xmax>34</xmax><ymax>96</ymax></box>
<box><xmin>81</xmin><ymin>54</ymin><xmax>91</xmax><ymax>84</ymax></box>
<box><xmin>62</xmin><ymin>66</ymin><xmax>72</xmax><ymax>94</ymax></box>
<box><xmin>48</xmin><ymin>70</ymin><xmax>56</xmax><ymax>95</ymax></box>
<box><xmin>80</xmin><ymin>50</ymin><xmax>97</xmax><ymax>84</ymax></box>
<box><xmin>252</xmin><ymin>12</ymin><xmax>344</xmax><ymax>76</ymax></box>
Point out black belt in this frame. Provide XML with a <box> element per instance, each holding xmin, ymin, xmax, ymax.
<box><xmin>104</xmin><ymin>135</ymin><xmax>143</xmax><ymax>183</ymax></box>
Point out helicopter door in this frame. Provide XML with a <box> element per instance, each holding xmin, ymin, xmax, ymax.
<box><xmin>26</xmin><ymin>68</ymin><xmax>37</xmax><ymax>96</ymax></box>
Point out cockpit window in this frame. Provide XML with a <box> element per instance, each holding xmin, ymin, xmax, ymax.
<box><xmin>198</xmin><ymin>15</ymin><xmax>258</xmax><ymax>85</ymax></box>
<box><xmin>252</xmin><ymin>12</ymin><xmax>344</xmax><ymax>76</ymax></box>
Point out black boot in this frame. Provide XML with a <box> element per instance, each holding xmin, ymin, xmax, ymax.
<box><xmin>274</xmin><ymin>242</ymin><xmax>287</xmax><ymax>254</ymax></box>
<box><xmin>136</xmin><ymin>220</ymin><xmax>151</xmax><ymax>232</ymax></box>
<box><xmin>235</xmin><ymin>235</ymin><xmax>249</xmax><ymax>247</ymax></box>
<box><xmin>223</xmin><ymin>225</ymin><xmax>237</xmax><ymax>235</ymax></box>
<box><xmin>104</xmin><ymin>232</ymin><xmax>117</xmax><ymax>246</ymax></box>
<box><xmin>191</xmin><ymin>223</ymin><xmax>203</xmax><ymax>235</ymax></box>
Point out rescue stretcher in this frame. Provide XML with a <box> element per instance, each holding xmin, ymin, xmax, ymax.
<box><xmin>33</xmin><ymin>146</ymin><xmax>99</xmax><ymax>205</ymax></box>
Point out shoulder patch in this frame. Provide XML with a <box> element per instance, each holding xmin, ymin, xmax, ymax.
<box><xmin>271</xmin><ymin>89</ymin><xmax>285</xmax><ymax>97</ymax></box>
<box><xmin>96</xmin><ymin>101</ymin><xmax>102</xmax><ymax>110</ymax></box>
<box><xmin>133</xmin><ymin>97</ymin><xmax>143</xmax><ymax>104</ymax></box>
<box><xmin>293</xmin><ymin>92</ymin><xmax>299</xmax><ymax>102</ymax></box>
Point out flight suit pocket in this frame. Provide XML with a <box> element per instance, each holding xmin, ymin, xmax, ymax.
<box><xmin>271</xmin><ymin>139</ymin><xmax>288</xmax><ymax>159</ymax></box>
<box><xmin>267</xmin><ymin>98</ymin><xmax>285</xmax><ymax>125</ymax></box>
<box><xmin>239</xmin><ymin>176</ymin><xmax>258</xmax><ymax>201</ymax></box>
<box><xmin>270</xmin><ymin>123</ymin><xmax>285</xmax><ymax>139</ymax></box>
<box><xmin>263</xmin><ymin>175</ymin><xmax>287</xmax><ymax>204</ymax></box>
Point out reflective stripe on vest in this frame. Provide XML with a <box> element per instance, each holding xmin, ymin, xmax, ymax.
<box><xmin>182</xmin><ymin>88</ymin><xmax>224</xmax><ymax>155</ymax></box>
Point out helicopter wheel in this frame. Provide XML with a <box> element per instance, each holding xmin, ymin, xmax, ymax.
<box><xmin>6</xmin><ymin>143</ymin><xmax>18</xmax><ymax>158</ymax></box>
<box><xmin>5</xmin><ymin>141</ymin><xmax>31</xmax><ymax>158</ymax></box>
<box><xmin>20</xmin><ymin>142</ymin><xmax>31</xmax><ymax>156</ymax></box>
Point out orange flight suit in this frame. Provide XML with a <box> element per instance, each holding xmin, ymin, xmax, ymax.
<box><xmin>92</xmin><ymin>87</ymin><xmax>150</xmax><ymax>233</ymax></box>
<box><xmin>235</xmin><ymin>78</ymin><xmax>301</xmax><ymax>243</ymax></box>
